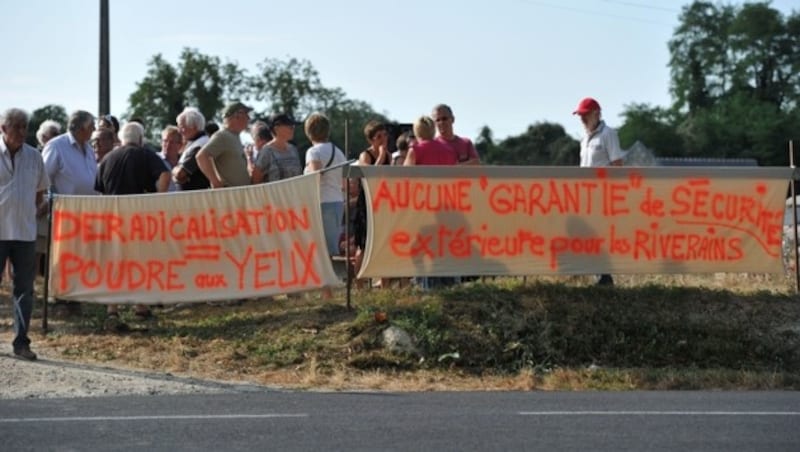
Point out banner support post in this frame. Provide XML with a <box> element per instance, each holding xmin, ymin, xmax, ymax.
<box><xmin>41</xmin><ymin>192</ymin><xmax>54</xmax><ymax>332</ymax></box>
<box><xmin>790</xmin><ymin>141</ymin><xmax>799</xmax><ymax>293</ymax></box>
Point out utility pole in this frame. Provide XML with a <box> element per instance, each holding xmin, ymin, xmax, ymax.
<box><xmin>99</xmin><ymin>0</ymin><xmax>110</xmax><ymax>116</ymax></box>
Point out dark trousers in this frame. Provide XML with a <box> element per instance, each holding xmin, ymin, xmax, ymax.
<box><xmin>0</xmin><ymin>241</ymin><xmax>36</xmax><ymax>349</ymax></box>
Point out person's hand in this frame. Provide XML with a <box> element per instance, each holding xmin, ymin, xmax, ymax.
<box><xmin>36</xmin><ymin>201</ymin><xmax>49</xmax><ymax>218</ymax></box>
<box><xmin>377</xmin><ymin>145</ymin><xmax>388</xmax><ymax>163</ymax></box>
<box><xmin>172</xmin><ymin>166</ymin><xmax>188</xmax><ymax>184</ymax></box>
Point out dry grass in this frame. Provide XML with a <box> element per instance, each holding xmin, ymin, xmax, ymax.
<box><xmin>2</xmin><ymin>273</ymin><xmax>799</xmax><ymax>391</ymax></box>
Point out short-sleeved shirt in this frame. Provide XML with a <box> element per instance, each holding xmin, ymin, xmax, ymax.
<box><xmin>436</xmin><ymin>135</ymin><xmax>479</xmax><ymax>164</ymax></box>
<box><xmin>304</xmin><ymin>142</ymin><xmax>346</xmax><ymax>203</ymax></box>
<box><xmin>94</xmin><ymin>144</ymin><xmax>169</xmax><ymax>195</ymax></box>
<box><xmin>42</xmin><ymin>132</ymin><xmax>98</xmax><ymax>195</ymax></box>
<box><xmin>199</xmin><ymin>128</ymin><xmax>250</xmax><ymax>187</ymax></box>
<box><xmin>580</xmin><ymin>121</ymin><xmax>624</xmax><ymax>167</ymax></box>
<box><xmin>0</xmin><ymin>139</ymin><xmax>49</xmax><ymax>241</ymax></box>
<box><xmin>253</xmin><ymin>143</ymin><xmax>303</xmax><ymax>182</ymax></box>
<box><xmin>177</xmin><ymin>133</ymin><xmax>210</xmax><ymax>191</ymax></box>
<box><xmin>412</xmin><ymin>139</ymin><xmax>458</xmax><ymax>165</ymax></box>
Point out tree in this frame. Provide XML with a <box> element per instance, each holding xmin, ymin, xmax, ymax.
<box><xmin>660</xmin><ymin>1</ymin><xmax>800</xmax><ymax>162</ymax></box>
<box><xmin>485</xmin><ymin>122</ymin><xmax>578</xmax><ymax>166</ymax></box>
<box><xmin>668</xmin><ymin>2</ymin><xmax>735</xmax><ymax>112</ymax></box>
<box><xmin>474</xmin><ymin>126</ymin><xmax>499</xmax><ymax>163</ymax></box>
<box><xmin>250</xmin><ymin>57</ymin><xmax>328</xmax><ymax>119</ymax></box>
<box><xmin>127</xmin><ymin>48</ymin><xmax>245</xmax><ymax>139</ymax></box>
<box><xmin>618</xmin><ymin>103</ymin><xmax>684</xmax><ymax>157</ymax></box>
<box><xmin>26</xmin><ymin>104</ymin><xmax>68</xmax><ymax>147</ymax></box>
<box><xmin>728</xmin><ymin>3</ymin><xmax>798</xmax><ymax>109</ymax></box>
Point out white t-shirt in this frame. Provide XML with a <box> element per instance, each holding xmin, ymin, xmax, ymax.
<box><xmin>304</xmin><ymin>142</ymin><xmax>346</xmax><ymax>203</ymax></box>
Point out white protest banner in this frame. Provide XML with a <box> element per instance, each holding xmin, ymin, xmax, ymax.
<box><xmin>356</xmin><ymin>166</ymin><xmax>791</xmax><ymax>277</ymax></box>
<box><xmin>49</xmin><ymin>173</ymin><xmax>340</xmax><ymax>304</ymax></box>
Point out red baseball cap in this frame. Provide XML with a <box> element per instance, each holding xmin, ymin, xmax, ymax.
<box><xmin>573</xmin><ymin>97</ymin><xmax>601</xmax><ymax>115</ymax></box>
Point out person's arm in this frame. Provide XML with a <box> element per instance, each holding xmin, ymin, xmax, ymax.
<box><xmin>251</xmin><ymin>149</ymin><xmax>272</xmax><ymax>184</ymax></box>
<box><xmin>308</xmin><ymin>158</ymin><xmax>323</xmax><ymax>172</ymax></box>
<box><xmin>41</xmin><ymin>142</ymin><xmax>60</xmax><ymax>187</ymax></box>
<box><xmin>458</xmin><ymin>139</ymin><xmax>481</xmax><ymax>166</ymax></box>
<box><xmin>357</xmin><ymin>150</ymin><xmax>373</xmax><ymax>166</ymax></box>
<box><xmin>196</xmin><ymin>147</ymin><xmax>223</xmax><ymax>188</ymax></box>
<box><xmin>404</xmin><ymin>147</ymin><xmax>417</xmax><ymax>166</ymax></box>
<box><xmin>155</xmin><ymin>171</ymin><xmax>171</xmax><ymax>192</ymax></box>
<box><xmin>606</xmin><ymin>128</ymin><xmax>625</xmax><ymax>166</ymax></box>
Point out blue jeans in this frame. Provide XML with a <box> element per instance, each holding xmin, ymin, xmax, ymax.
<box><xmin>320</xmin><ymin>201</ymin><xmax>344</xmax><ymax>257</ymax></box>
<box><xmin>0</xmin><ymin>241</ymin><xmax>36</xmax><ymax>349</ymax></box>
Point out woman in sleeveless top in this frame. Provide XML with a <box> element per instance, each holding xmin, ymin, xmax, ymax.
<box><xmin>352</xmin><ymin>121</ymin><xmax>391</xmax><ymax>287</ymax></box>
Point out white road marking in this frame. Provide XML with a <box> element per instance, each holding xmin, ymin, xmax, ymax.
<box><xmin>0</xmin><ymin>414</ymin><xmax>309</xmax><ymax>423</ymax></box>
<box><xmin>518</xmin><ymin>411</ymin><xmax>800</xmax><ymax>416</ymax></box>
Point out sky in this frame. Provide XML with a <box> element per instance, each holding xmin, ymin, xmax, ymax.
<box><xmin>2</xmin><ymin>0</ymin><xmax>798</xmax><ymax>142</ymax></box>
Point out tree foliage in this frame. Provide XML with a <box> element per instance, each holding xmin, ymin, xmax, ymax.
<box><xmin>482</xmin><ymin>122</ymin><xmax>578</xmax><ymax>166</ymax></box>
<box><xmin>126</xmin><ymin>48</ymin><xmax>244</xmax><ymax>139</ymax></box>
<box><xmin>621</xmin><ymin>1</ymin><xmax>800</xmax><ymax>166</ymax></box>
<box><xmin>26</xmin><ymin>104</ymin><xmax>68</xmax><ymax>147</ymax></box>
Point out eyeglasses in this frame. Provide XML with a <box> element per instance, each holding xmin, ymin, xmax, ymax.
<box><xmin>435</xmin><ymin>117</ymin><xmax>452</xmax><ymax>123</ymax></box>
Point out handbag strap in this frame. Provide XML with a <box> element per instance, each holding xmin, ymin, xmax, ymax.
<box><xmin>324</xmin><ymin>143</ymin><xmax>336</xmax><ymax>168</ymax></box>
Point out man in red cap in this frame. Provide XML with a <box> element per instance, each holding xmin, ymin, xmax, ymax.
<box><xmin>573</xmin><ymin>97</ymin><xmax>624</xmax><ymax>286</ymax></box>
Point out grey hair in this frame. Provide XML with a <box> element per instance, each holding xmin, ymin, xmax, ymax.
<box><xmin>1</xmin><ymin>108</ymin><xmax>30</xmax><ymax>128</ymax></box>
<box><xmin>36</xmin><ymin>119</ymin><xmax>62</xmax><ymax>146</ymax></box>
<box><xmin>251</xmin><ymin>120</ymin><xmax>271</xmax><ymax>141</ymax></box>
<box><xmin>177</xmin><ymin>107</ymin><xmax>206</xmax><ymax>131</ymax></box>
<box><xmin>119</xmin><ymin>122</ymin><xmax>145</xmax><ymax>146</ymax></box>
<box><xmin>67</xmin><ymin>110</ymin><xmax>95</xmax><ymax>133</ymax></box>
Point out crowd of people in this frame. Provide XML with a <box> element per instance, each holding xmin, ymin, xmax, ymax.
<box><xmin>1</xmin><ymin>97</ymin><xmax>621</xmax><ymax>359</ymax></box>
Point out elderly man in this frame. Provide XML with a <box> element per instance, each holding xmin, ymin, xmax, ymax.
<box><xmin>573</xmin><ymin>96</ymin><xmax>624</xmax><ymax>286</ymax></box>
<box><xmin>196</xmin><ymin>101</ymin><xmax>251</xmax><ymax>188</ymax></box>
<box><xmin>41</xmin><ymin>110</ymin><xmax>97</xmax><ymax>313</ymax></box>
<box><xmin>95</xmin><ymin>122</ymin><xmax>170</xmax><ymax>327</ymax></box>
<box><xmin>35</xmin><ymin>119</ymin><xmax>61</xmax><ymax>150</ymax></box>
<box><xmin>0</xmin><ymin>108</ymin><xmax>49</xmax><ymax>360</ymax></box>
<box><xmin>42</xmin><ymin>110</ymin><xmax>98</xmax><ymax>195</ymax></box>
<box><xmin>432</xmin><ymin>103</ymin><xmax>480</xmax><ymax>165</ymax></box>
<box><xmin>172</xmin><ymin>107</ymin><xmax>210</xmax><ymax>191</ymax></box>
<box><xmin>159</xmin><ymin>125</ymin><xmax>182</xmax><ymax>192</ymax></box>
<box><xmin>90</xmin><ymin>127</ymin><xmax>116</xmax><ymax>163</ymax></box>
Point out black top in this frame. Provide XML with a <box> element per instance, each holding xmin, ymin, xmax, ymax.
<box><xmin>178</xmin><ymin>133</ymin><xmax>210</xmax><ymax>191</ymax></box>
<box><xmin>95</xmin><ymin>144</ymin><xmax>169</xmax><ymax>195</ymax></box>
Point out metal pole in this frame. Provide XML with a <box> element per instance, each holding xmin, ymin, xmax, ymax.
<box><xmin>344</xmin><ymin>118</ymin><xmax>351</xmax><ymax>309</ymax></box>
<box><xmin>41</xmin><ymin>192</ymin><xmax>54</xmax><ymax>332</ymax></box>
<box><xmin>98</xmin><ymin>0</ymin><xmax>110</xmax><ymax>116</ymax></box>
<box><xmin>790</xmin><ymin>140</ymin><xmax>799</xmax><ymax>293</ymax></box>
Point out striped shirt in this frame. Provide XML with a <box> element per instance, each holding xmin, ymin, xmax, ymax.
<box><xmin>42</xmin><ymin>132</ymin><xmax>98</xmax><ymax>195</ymax></box>
<box><xmin>0</xmin><ymin>138</ymin><xmax>49</xmax><ymax>241</ymax></box>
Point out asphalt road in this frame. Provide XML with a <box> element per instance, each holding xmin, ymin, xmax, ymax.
<box><xmin>1</xmin><ymin>390</ymin><xmax>798</xmax><ymax>451</ymax></box>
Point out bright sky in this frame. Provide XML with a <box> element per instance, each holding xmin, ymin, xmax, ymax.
<box><xmin>3</xmin><ymin>0</ymin><xmax>797</xmax><ymax>142</ymax></box>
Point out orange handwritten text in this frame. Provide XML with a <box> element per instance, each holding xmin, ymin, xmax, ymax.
<box><xmin>372</xmin><ymin>179</ymin><xmax>473</xmax><ymax>213</ymax></box>
<box><xmin>487</xmin><ymin>180</ymin><xmax>630</xmax><ymax>216</ymax></box>
<box><xmin>670</xmin><ymin>180</ymin><xmax>782</xmax><ymax>247</ymax></box>
<box><xmin>57</xmin><ymin>253</ymin><xmax>186</xmax><ymax>292</ymax></box>
<box><xmin>224</xmin><ymin>242</ymin><xmax>320</xmax><ymax>290</ymax></box>
<box><xmin>53</xmin><ymin>205</ymin><xmax>310</xmax><ymax>243</ymax></box>
<box><xmin>390</xmin><ymin>224</ymin><xmax>547</xmax><ymax>259</ymax></box>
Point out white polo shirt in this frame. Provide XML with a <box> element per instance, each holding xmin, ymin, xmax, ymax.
<box><xmin>0</xmin><ymin>138</ymin><xmax>49</xmax><ymax>241</ymax></box>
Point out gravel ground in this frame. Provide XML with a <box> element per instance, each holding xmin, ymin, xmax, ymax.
<box><xmin>0</xmin><ymin>346</ymin><xmax>257</xmax><ymax>400</ymax></box>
